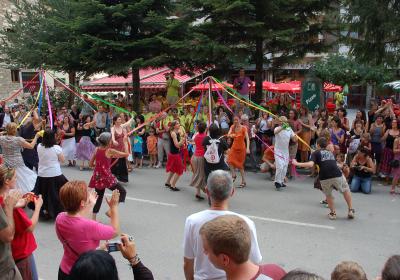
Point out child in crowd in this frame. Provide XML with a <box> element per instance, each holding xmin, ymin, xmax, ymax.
<box><xmin>146</xmin><ymin>127</ymin><xmax>158</xmax><ymax>168</ymax></box>
<box><xmin>336</xmin><ymin>153</ymin><xmax>350</xmax><ymax>179</ymax></box>
<box><xmin>133</xmin><ymin>133</ymin><xmax>144</xmax><ymax>168</ymax></box>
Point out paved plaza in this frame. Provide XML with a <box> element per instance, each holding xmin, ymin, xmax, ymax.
<box><xmin>34</xmin><ymin>165</ymin><xmax>400</xmax><ymax>280</ymax></box>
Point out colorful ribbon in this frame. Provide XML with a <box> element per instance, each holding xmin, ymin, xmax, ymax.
<box><xmin>1</xmin><ymin>72</ymin><xmax>40</xmax><ymax>103</ymax></box>
<box><xmin>43</xmin><ymin>74</ymin><xmax>53</xmax><ymax>129</ymax></box>
<box><xmin>37</xmin><ymin>71</ymin><xmax>43</xmax><ymax>115</ymax></box>
<box><xmin>212</xmin><ymin>77</ymin><xmax>313</xmax><ymax>152</ymax></box>
<box><xmin>17</xmin><ymin>79</ymin><xmax>43</xmax><ymax>128</ymax></box>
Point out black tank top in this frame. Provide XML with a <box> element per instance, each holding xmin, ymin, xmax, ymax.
<box><xmin>170</xmin><ymin>132</ymin><xmax>180</xmax><ymax>154</ymax></box>
<box><xmin>386</xmin><ymin>133</ymin><xmax>396</xmax><ymax>149</ymax></box>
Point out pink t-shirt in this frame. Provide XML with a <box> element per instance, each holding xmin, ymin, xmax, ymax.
<box><xmin>194</xmin><ymin>132</ymin><xmax>206</xmax><ymax>157</ymax></box>
<box><xmin>55</xmin><ymin>212</ymin><xmax>115</xmax><ymax>274</ymax></box>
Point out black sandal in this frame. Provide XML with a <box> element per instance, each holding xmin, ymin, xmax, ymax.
<box><xmin>195</xmin><ymin>195</ymin><xmax>205</xmax><ymax>200</ymax></box>
<box><xmin>164</xmin><ymin>183</ymin><xmax>171</xmax><ymax>188</ymax></box>
<box><xmin>238</xmin><ymin>182</ymin><xmax>247</xmax><ymax>188</ymax></box>
<box><xmin>170</xmin><ymin>186</ymin><xmax>180</xmax><ymax>191</ymax></box>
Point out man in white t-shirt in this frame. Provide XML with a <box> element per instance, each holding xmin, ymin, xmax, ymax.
<box><xmin>274</xmin><ymin>116</ymin><xmax>297</xmax><ymax>190</ymax></box>
<box><xmin>183</xmin><ymin>170</ymin><xmax>262</xmax><ymax>280</ymax></box>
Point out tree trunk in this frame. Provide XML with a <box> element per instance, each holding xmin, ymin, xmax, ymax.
<box><xmin>132</xmin><ymin>67</ymin><xmax>141</xmax><ymax>113</ymax></box>
<box><xmin>68</xmin><ymin>71</ymin><xmax>76</xmax><ymax>108</ymax></box>
<box><xmin>255</xmin><ymin>37</ymin><xmax>263</xmax><ymax>104</ymax></box>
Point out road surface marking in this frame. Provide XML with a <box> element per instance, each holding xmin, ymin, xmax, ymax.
<box><xmin>123</xmin><ymin>195</ymin><xmax>178</xmax><ymax>207</ymax></box>
<box><xmin>247</xmin><ymin>215</ymin><xmax>335</xmax><ymax>230</ymax></box>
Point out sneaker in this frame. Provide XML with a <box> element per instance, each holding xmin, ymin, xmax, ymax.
<box><xmin>274</xmin><ymin>182</ymin><xmax>282</xmax><ymax>190</ymax></box>
<box><xmin>155</xmin><ymin>163</ymin><xmax>161</xmax><ymax>169</ymax></box>
<box><xmin>281</xmin><ymin>183</ymin><xmax>287</xmax><ymax>188</ymax></box>
<box><xmin>347</xmin><ymin>209</ymin><xmax>355</xmax><ymax>219</ymax></box>
<box><xmin>328</xmin><ymin>212</ymin><xmax>337</xmax><ymax>220</ymax></box>
<box><xmin>320</xmin><ymin>199</ymin><xmax>328</xmax><ymax>205</ymax></box>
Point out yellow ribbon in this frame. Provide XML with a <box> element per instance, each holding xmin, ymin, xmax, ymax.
<box><xmin>17</xmin><ymin>79</ymin><xmax>43</xmax><ymax>128</ymax></box>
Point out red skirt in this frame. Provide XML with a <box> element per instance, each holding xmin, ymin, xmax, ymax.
<box><xmin>166</xmin><ymin>153</ymin><xmax>184</xmax><ymax>175</ymax></box>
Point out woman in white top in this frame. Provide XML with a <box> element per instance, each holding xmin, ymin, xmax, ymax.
<box><xmin>0</xmin><ymin>122</ymin><xmax>39</xmax><ymax>194</ymax></box>
<box><xmin>33</xmin><ymin>129</ymin><xmax>68</xmax><ymax>219</ymax></box>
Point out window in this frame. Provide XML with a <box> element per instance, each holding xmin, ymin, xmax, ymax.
<box><xmin>11</xmin><ymin>70</ymin><xmax>20</xmax><ymax>83</ymax></box>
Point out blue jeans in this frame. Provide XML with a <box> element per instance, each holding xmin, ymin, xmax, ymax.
<box><xmin>350</xmin><ymin>175</ymin><xmax>372</xmax><ymax>194</ymax></box>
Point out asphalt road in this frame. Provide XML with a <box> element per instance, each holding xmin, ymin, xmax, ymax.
<box><xmin>33</xmin><ymin>165</ymin><xmax>400</xmax><ymax>280</ymax></box>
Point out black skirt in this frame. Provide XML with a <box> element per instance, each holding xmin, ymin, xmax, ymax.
<box><xmin>33</xmin><ymin>174</ymin><xmax>68</xmax><ymax>219</ymax></box>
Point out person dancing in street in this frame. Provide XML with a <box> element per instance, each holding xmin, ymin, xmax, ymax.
<box><xmin>274</xmin><ymin>116</ymin><xmax>297</xmax><ymax>190</ymax></box>
<box><xmin>58</xmin><ymin>116</ymin><xmax>77</xmax><ymax>167</ymax></box>
<box><xmin>292</xmin><ymin>137</ymin><xmax>355</xmax><ymax>220</ymax></box>
<box><xmin>227</xmin><ymin>116</ymin><xmax>250</xmax><ymax>188</ymax></box>
<box><xmin>189</xmin><ymin>121</ymin><xmax>207</xmax><ymax>200</ymax></box>
<box><xmin>110</xmin><ymin>116</ymin><xmax>129</xmax><ymax>183</ymax></box>
<box><xmin>0</xmin><ymin>122</ymin><xmax>39</xmax><ymax>194</ymax></box>
<box><xmin>164</xmin><ymin>120</ymin><xmax>185</xmax><ymax>191</ymax></box>
<box><xmin>33</xmin><ymin>129</ymin><xmax>69</xmax><ymax>219</ymax></box>
<box><xmin>89</xmin><ymin>132</ymin><xmax>129</xmax><ymax>219</ymax></box>
<box><xmin>76</xmin><ymin>116</ymin><xmax>96</xmax><ymax>171</ymax></box>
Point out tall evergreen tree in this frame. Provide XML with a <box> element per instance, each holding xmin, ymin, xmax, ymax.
<box><xmin>342</xmin><ymin>0</ymin><xmax>400</xmax><ymax>67</ymax></box>
<box><xmin>180</xmin><ymin>0</ymin><xmax>335</xmax><ymax>102</ymax></box>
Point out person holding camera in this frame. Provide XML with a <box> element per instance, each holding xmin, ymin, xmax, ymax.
<box><xmin>69</xmin><ymin>234</ymin><xmax>154</xmax><ymax>280</ymax></box>
<box><xmin>233</xmin><ymin>69</ymin><xmax>252</xmax><ymax>115</ymax></box>
<box><xmin>233</xmin><ymin>69</ymin><xmax>252</xmax><ymax>100</ymax></box>
<box><xmin>350</xmin><ymin>147</ymin><xmax>376</xmax><ymax>194</ymax></box>
<box><xmin>55</xmin><ymin>181</ymin><xmax>120</xmax><ymax>280</ymax></box>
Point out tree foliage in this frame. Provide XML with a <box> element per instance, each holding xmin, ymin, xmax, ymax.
<box><xmin>313</xmin><ymin>54</ymin><xmax>394</xmax><ymax>86</ymax></box>
<box><xmin>179</xmin><ymin>0</ymin><xmax>336</xmax><ymax>101</ymax></box>
<box><xmin>342</xmin><ymin>0</ymin><xmax>400</xmax><ymax>66</ymax></box>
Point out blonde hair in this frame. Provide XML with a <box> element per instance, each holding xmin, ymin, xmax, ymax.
<box><xmin>331</xmin><ymin>261</ymin><xmax>367</xmax><ymax>280</ymax></box>
<box><xmin>0</xmin><ymin>165</ymin><xmax>16</xmax><ymax>189</ymax></box>
<box><xmin>5</xmin><ymin>122</ymin><xmax>18</xmax><ymax>136</ymax></box>
<box><xmin>200</xmin><ymin>215</ymin><xmax>251</xmax><ymax>264</ymax></box>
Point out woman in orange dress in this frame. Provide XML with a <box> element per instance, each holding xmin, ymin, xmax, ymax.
<box><xmin>227</xmin><ymin>116</ymin><xmax>250</xmax><ymax>188</ymax></box>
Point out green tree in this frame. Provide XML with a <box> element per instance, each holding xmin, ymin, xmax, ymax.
<box><xmin>64</xmin><ymin>0</ymin><xmax>184</xmax><ymax>112</ymax></box>
<box><xmin>313</xmin><ymin>54</ymin><xmax>393</xmax><ymax>86</ymax></box>
<box><xmin>179</xmin><ymin>0</ymin><xmax>336</xmax><ymax>102</ymax></box>
<box><xmin>342</xmin><ymin>0</ymin><xmax>400</xmax><ymax>66</ymax></box>
<box><xmin>0</xmin><ymin>0</ymin><xmax>92</xmax><ymax>106</ymax></box>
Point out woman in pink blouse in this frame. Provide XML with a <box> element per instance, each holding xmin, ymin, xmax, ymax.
<box><xmin>55</xmin><ymin>181</ymin><xmax>120</xmax><ymax>280</ymax></box>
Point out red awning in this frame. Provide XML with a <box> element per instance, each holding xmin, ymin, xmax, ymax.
<box><xmin>81</xmin><ymin>67</ymin><xmax>203</xmax><ymax>92</ymax></box>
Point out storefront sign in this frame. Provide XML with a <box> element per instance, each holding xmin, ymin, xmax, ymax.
<box><xmin>301</xmin><ymin>77</ymin><xmax>322</xmax><ymax>111</ymax></box>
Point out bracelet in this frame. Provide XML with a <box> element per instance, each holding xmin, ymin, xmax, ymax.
<box><xmin>128</xmin><ymin>254</ymin><xmax>140</xmax><ymax>266</ymax></box>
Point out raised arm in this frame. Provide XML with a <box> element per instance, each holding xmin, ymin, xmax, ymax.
<box><xmin>20</xmin><ymin>134</ymin><xmax>39</xmax><ymax>149</ymax></box>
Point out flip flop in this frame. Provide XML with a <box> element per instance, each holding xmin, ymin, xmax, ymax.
<box><xmin>238</xmin><ymin>182</ymin><xmax>246</xmax><ymax>188</ymax></box>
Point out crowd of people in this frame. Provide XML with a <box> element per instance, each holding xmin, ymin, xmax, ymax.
<box><xmin>0</xmin><ymin>70</ymin><xmax>399</xmax><ymax>280</ymax></box>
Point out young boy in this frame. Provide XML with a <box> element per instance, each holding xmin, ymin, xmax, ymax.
<box><xmin>292</xmin><ymin>137</ymin><xmax>355</xmax><ymax>220</ymax></box>
<box><xmin>146</xmin><ymin>127</ymin><xmax>158</xmax><ymax>168</ymax></box>
<box><xmin>133</xmin><ymin>133</ymin><xmax>143</xmax><ymax>168</ymax></box>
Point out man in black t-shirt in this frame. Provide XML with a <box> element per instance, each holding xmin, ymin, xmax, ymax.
<box><xmin>292</xmin><ymin>137</ymin><xmax>355</xmax><ymax>220</ymax></box>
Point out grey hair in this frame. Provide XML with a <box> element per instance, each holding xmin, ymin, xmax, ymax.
<box><xmin>206</xmin><ymin>170</ymin><xmax>233</xmax><ymax>202</ymax></box>
<box><xmin>96</xmin><ymin>132</ymin><xmax>112</xmax><ymax>147</ymax></box>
